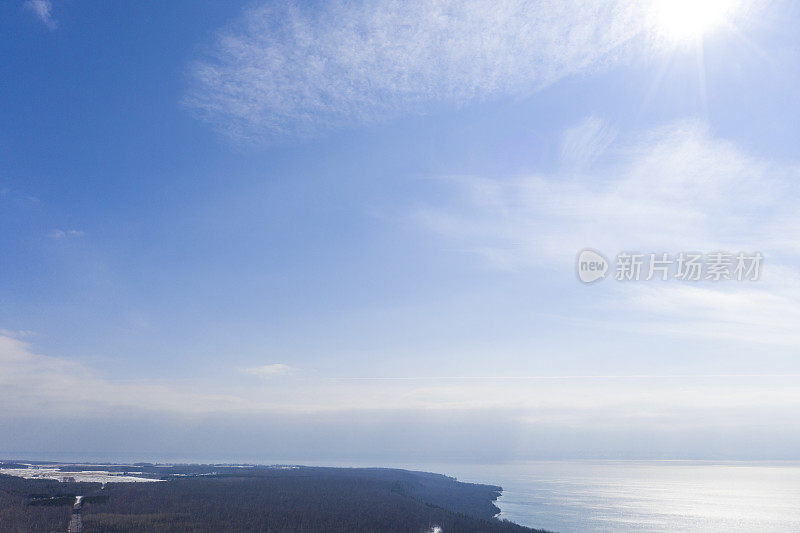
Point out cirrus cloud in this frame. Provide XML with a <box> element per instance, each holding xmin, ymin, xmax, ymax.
<box><xmin>186</xmin><ymin>0</ymin><xmax>655</xmax><ymax>142</ymax></box>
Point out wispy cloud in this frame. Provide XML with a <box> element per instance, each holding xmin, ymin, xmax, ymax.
<box><xmin>620</xmin><ymin>266</ymin><xmax>800</xmax><ymax>346</ymax></box>
<box><xmin>0</xmin><ymin>187</ymin><xmax>39</xmax><ymax>204</ymax></box>
<box><xmin>417</xmin><ymin>119</ymin><xmax>789</xmax><ymax>266</ymax></box>
<box><xmin>49</xmin><ymin>229</ymin><xmax>84</xmax><ymax>239</ymax></box>
<box><xmin>241</xmin><ymin>363</ymin><xmax>295</xmax><ymax>378</ymax></box>
<box><xmin>0</xmin><ymin>334</ymin><xmax>251</xmax><ymax>416</ymax></box>
<box><xmin>186</xmin><ymin>0</ymin><xmax>653</xmax><ymax>142</ymax></box>
<box><xmin>416</xmin><ymin>118</ymin><xmax>800</xmax><ymax>346</ymax></box>
<box><xmin>560</xmin><ymin>116</ymin><xmax>617</xmax><ymax>174</ymax></box>
<box><xmin>24</xmin><ymin>0</ymin><xmax>57</xmax><ymax>30</ymax></box>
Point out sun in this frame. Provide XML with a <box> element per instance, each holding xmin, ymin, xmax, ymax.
<box><xmin>653</xmin><ymin>0</ymin><xmax>741</xmax><ymax>43</ymax></box>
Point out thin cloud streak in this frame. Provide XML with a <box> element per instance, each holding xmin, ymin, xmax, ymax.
<box><xmin>49</xmin><ymin>229</ymin><xmax>85</xmax><ymax>239</ymax></box>
<box><xmin>241</xmin><ymin>363</ymin><xmax>295</xmax><ymax>377</ymax></box>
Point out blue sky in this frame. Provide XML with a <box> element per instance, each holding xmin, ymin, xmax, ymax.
<box><xmin>2</xmin><ymin>0</ymin><xmax>800</xmax><ymax>462</ymax></box>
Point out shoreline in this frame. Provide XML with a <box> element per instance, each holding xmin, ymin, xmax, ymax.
<box><xmin>1</xmin><ymin>461</ymin><xmax>544</xmax><ymax>532</ymax></box>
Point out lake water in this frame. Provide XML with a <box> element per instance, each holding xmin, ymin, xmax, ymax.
<box><xmin>430</xmin><ymin>460</ymin><xmax>800</xmax><ymax>532</ymax></box>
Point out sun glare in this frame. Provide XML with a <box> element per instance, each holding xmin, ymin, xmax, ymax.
<box><xmin>653</xmin><ymin>0</ymin><xmax>741</xmax><ymax>43</ymax></box>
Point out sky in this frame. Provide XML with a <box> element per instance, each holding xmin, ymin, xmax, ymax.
<box><xmin>2</xmin><ymin>0</ymin><xmax>800</xmax><ymax>463</ymax></box>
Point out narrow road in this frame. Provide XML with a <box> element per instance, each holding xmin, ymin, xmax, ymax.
<box><xmin>66</xmin><ymin>496</ymin><xmax>83</xmax><ymax>533</ymax></box>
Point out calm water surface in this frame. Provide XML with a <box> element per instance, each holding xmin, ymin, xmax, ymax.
<box><xmin>432</xmin><ymin>460</ymin><xmax>800</xmax><ymax>532</ymax></box>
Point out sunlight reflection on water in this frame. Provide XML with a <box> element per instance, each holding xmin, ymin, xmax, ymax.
<box><xmin>443</xmin><ymin>460</ymin><xmax>800</xmax><ymax>532</ymax></box>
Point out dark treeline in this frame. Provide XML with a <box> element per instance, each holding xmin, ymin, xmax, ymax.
<box><xmin>0</xmin><ymin>474</ymin><xmax>97</xmax><ymax>531</ymax></box>
<box><xmin>0</xmin><ymin>466</ymin><xmax>548</xmax><ymax>532</ymax></box>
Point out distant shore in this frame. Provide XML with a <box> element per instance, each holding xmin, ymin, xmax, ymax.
<box><xmin>0</xmin><ymin>461</ymin><xmax>548</xmax><ymax>532</ymax></box>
